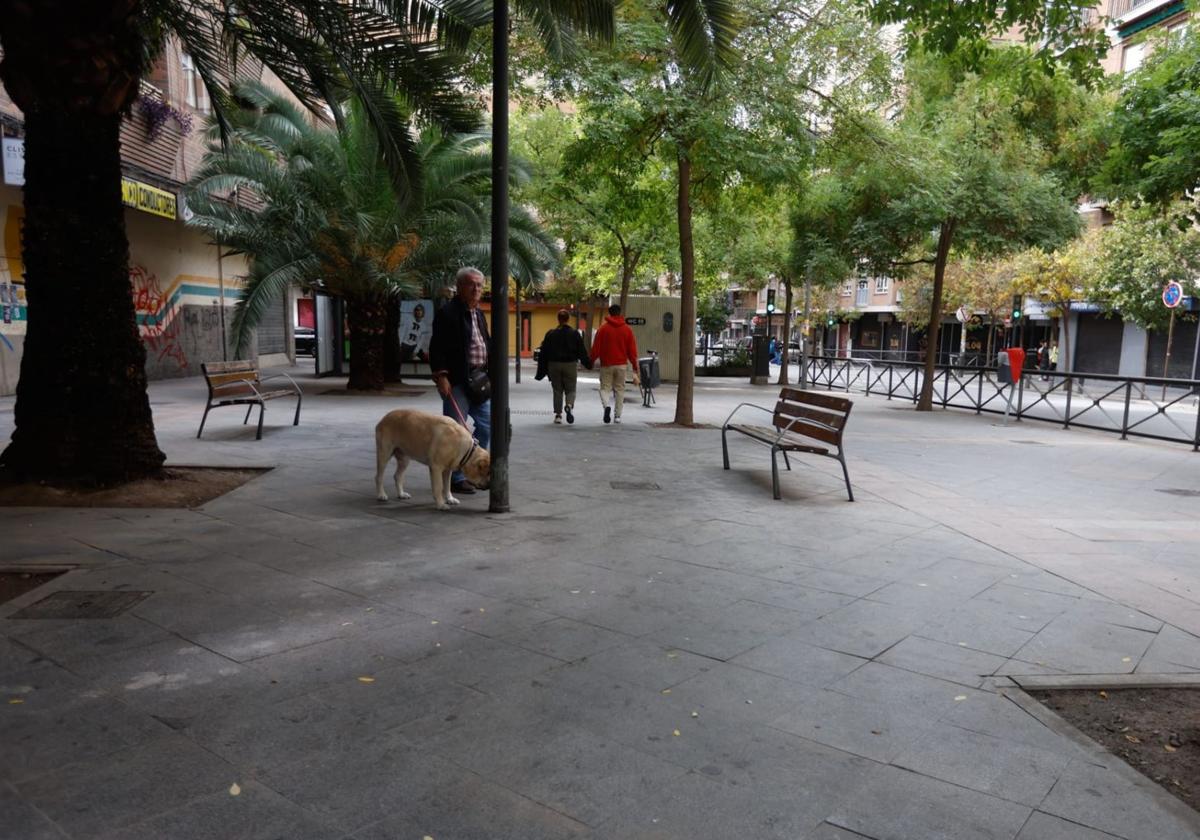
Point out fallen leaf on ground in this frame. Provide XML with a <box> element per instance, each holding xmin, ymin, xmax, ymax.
<box><xmin>954</xmin><ymin>695</ymin><xmax>967</xmax><ymax>702</ymax></box>
<box><xmin>229</xmin><ymin>783</ymin><xmax>241</xmax><ymax>796</ymax></box>
<box><xmin>1099</xmin><ymin>691</ymin><xmax>1108</xmax><ymax>699</ymax></box>
<box><xmin>8</xmin><ymin>698</ymin><xmax>23</xmax><ymax>704</ymax></box>
<box><xmin>430</xmin><ymin>620</ymin><xmax>439</xmax><ymax>625</ymax></box>
<box><xmin>1125</xmin><ymin>734</ymin><xmax>1141</xmax><ymax>744</ymax></box>
<box><xmin>1121</xmin><ymin>657</ymin><xmax>1132</xmax><ymax>663</ymax></box>
<box><xmin>1165</xmin><ymin>745</ymin><xmax>1177</xmax><ymax>753</ymax></box>
<box><xmin>661</xmin><ymin>689</ymin><xmax>671</xmax><ymax>695</ymax></box>
<box><xmin>357</xmin><ymin>676</ymin><xmax>376</xmax><ymax>684</ymax></box>
<box><xmin>673</xmin><ymin>729</ymin><xmax>681</xmax><ymax>737</ymax></box>
<box><xmin>691</xmin><ymin>711</ymin><xmax>699</xmax><ymax>718</ymax></box>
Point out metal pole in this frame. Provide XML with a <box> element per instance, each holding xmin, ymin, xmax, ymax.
<box><xmin>489</xmin><ymin>0</ymin><xmax>510</xmax><ymax>513</ymax></box>
<box><xmin>216</xmin><ymin>233</ymin><xmax>227</xmax><ymax>361</ymax></box>
<box><xmin>1162</xmin><ymin>307</ymin><xmax>1176</xmax><ymax>402</ymax></box>
<box><xmin>800</xmin><ymin>277</ymin><xmax>811</xmax><ymax>389</ymax></box>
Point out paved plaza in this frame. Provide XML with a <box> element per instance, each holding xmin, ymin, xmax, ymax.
<box><xmin>3</xmin><ymin>366</ymin><xmax>1200</xmax><ymax>839</ymax></box>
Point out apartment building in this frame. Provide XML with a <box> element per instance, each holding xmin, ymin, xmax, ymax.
<box><xmin>0</xmin><ymin>43</ymin><xmax>292</xmax><ymax>395</ymax></box>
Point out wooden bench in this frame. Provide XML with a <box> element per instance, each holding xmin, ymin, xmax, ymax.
<box><xmin>722</xmin><ymin>388</ymin><xmax>854</xmax><ymax>501</ymax></box>
<box><xmin>198</xmin><ymin>361</ymin><xmax>302</xmax><ymax>440</ymax></box>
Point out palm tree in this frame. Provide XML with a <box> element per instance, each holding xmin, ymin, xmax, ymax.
<box><xmin>0</xmin><ymin>0</ymin><xmax>612</xmax><ymax>482</ymax></box>
<box><xmin>187</xmin><ymin>82</ymin><xmax>560</xmax><ymax>391</ymax></box>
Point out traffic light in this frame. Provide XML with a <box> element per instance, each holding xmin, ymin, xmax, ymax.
<box><xmin>1011</xmin><ymin>294</ymin><xmax>1022</xmax><ymax>321</ymax></box>
<box><xmin>827</xmin><ymin>316</ymin><xmax>835</xmax><ymax>326</ymax></box>
<box><xmin>766</xmin><ymin>288</ymin><xmax>776</xmax><ymax>314</ymax></box>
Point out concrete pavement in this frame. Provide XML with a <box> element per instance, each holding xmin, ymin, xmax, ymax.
<box><xmin>2</xmin><ymin>365</ymin><xmax>1199</xmax><ymax>839</ymax></box>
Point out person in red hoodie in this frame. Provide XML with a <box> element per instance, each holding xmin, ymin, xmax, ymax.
<box><xmin>589</xmin><ymin>304</ymin><xmax>640</xmax><ymax>424</ymax></box>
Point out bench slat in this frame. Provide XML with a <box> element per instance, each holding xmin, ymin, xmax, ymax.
<box><xmin>778</xmin><ymin>388</ymin><xmax>852</xmax><ymax>413</ymax></box>
<box><xmin>775</xmin><ymin>417</ymin><xmax>840</xmax><ymax>446</ymax></box>
<box><xmin>727</xmin><ymin>424</ymin><xmax>831</xmax><ymax>455</ymax></box>
<box><xmin>774</xmin><ymin>400</ymin><xmax>844</xmax><ymax>430</ymax></box>
<box><xmin>203</xmin><ymin>361</ymin><xmax>258</xmax><ymax>374</ymax></box>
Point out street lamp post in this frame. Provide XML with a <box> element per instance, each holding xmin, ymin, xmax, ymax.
<box><xmin>489</xmin><ymin>0</ymin><xmax>511</xmax><ymax>513</ymax></box>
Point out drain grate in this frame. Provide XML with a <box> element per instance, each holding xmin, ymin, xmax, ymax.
<box><xmin>610</xmin><ymin>481</ymin><xmax>660</xmax><ymax>491</ymax></box>
<box><xmin>1156</xmin><ymin>488</ymin><xmax>1200</xmax><ymax>498</ymax></box>
<box><xmin>10</xmin><ymin>590</ymin><xmax>153</xmax><ymax>620</ymax></box>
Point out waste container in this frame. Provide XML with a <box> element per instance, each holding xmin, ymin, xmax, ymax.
<box><xmin>638</xmin><ymin>352</ymin><xmax>661</xmax><ymax>407</ymax></box>
<box><xmin>751</xmin><ymin>335</ymin><xmax>770</xmax><ymax>384</ymax></box>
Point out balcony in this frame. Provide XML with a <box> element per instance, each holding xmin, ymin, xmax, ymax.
<box><xmin>1108</xmin><ymin>0</ymin><xmax>1177</xmax><ymax>21</ymax></box>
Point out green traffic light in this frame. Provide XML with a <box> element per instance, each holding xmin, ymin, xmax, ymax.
<box><xmin>1012</xmin><ymin>310</ymin><xmax>1021</xmax><ymax>319</ymax></box>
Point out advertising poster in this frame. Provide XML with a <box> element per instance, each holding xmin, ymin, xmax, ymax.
<box><xmin>399</xmin><ymin>299</ymin><xmax>434</xmax><ymax>364</ymax></box>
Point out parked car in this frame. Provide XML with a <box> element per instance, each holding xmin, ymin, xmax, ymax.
<box><xmin>294</xmin><ymin>326</ymin><xmax>316</xmax><ymax>357</ymax></box>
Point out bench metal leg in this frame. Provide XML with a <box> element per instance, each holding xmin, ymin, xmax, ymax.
<box><xmin>721</xmin><ymin>426</ymin><xmax>730</xmax><ymax>470</ymax></box>
<box><xmin>255</xmin><ymin>403</ymin><xmax>266</xmax><ymax>440</ymax></box>
<box><xmin>243</xmin><ymin>404</ymin><xmax>253</xmax><ymax>425</ymax></box>
<box><xmin>837</xmin><ymin>449</ymin><xmax>854</xmax><ymax>502</ymax></box>
<box><xmin>781</xmin><ymin>449</ymin><xmax>792</xmax><ymax>471</ymax></box>
<box><xmin>771</xmin><ymin>447</ymin><xmax>781</xmax><ymax>500</ymax></box>
<box><xmin>292</xmin><ymin>393</ymin><xmax>302</xmax><ymax>426</ymax></box>
<box><xmin>197</xmin><ymin>404</ymin><xmax>213</xmax><ymax>439</ymax></box>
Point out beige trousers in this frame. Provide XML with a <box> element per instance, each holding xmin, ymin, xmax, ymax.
<box><xmin>599</xmin><ymin>365</ymin><xmax>627</xmax><ymax>416</ymax></box>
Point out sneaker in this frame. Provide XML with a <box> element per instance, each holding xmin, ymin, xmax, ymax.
<box><xmin>603</xmin><ymin>406</ymin><xmax>611</xmax><ymax>424</ymax></box>
<box><xmin>554</xmin><ymin>414</ymin><xmax>562</xmax><ymax>424</ymax></box>
<box><xmin>451</xmin><ymin>480</ymin><xmax>477</xmax><ymax>494</ymax></box>
<box><xmin>565</xmin><ymin>407</ymin><xmax>574</xmax><ymax>424</ymax></box>
<box><xmin>614</xmin><ymin>415</ymin><xmax>621</xmax><ymax>424</ymax></box>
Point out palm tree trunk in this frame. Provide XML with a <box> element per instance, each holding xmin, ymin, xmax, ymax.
<box><xmin>383</xmin><ymin>292</ymin><xmax>402</xmax><ymax>382</ymax></box>
<box><xmin>673</xmin><ymin>150</ymin><xmax>696</xmax><ymax>426</ymax></box>
<box><xmin>1</xmin><ymin>103</ymin><xmax>165</xmax><ymax>482</ymax></box>
<box><xmin>346</xmin><ymin>292</ymin><xmax>387</xmax><ymax>391</ymax></box>
<box><xmin>917</xmin><ymin>219</ymin><xmax>956</xmax><ymax>411</ymax></box>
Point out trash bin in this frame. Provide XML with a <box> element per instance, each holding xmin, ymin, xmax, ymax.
<box><xmin>638</xmin><ymin>352</ymin><xmax>661</xmax><ymax>407</ymax></box>
<box><xmin>751</xmin><ymin>335</ymin><xmax>770</xmax><ymax>384</ymax></box>
<box><xmin>638</xmin><ymin>354</ymin><xmax>661</xmax><ymax>389</ymax></box>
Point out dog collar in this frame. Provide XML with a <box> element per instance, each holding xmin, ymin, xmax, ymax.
<box><xmin>456</xmin><ymin>440</ymin><xmax>479</xmax><ymax>472</ymax></box>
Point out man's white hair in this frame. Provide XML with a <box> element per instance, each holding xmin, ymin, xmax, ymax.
<box><xmin>456</xmin><ymin>266</ymin><xmax>484</xmax><ymax>285</ymax></box>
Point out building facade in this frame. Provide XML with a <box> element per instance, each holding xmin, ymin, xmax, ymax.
<box><xmin>0</xmin><ymin>42</ymin><xmax>292</xmax><ymax>396</ymax></box>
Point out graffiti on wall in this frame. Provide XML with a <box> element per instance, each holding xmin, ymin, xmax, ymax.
<box><xmin>131</xmin><ymin>264</ymin><xmax>188</xmax><ymax>371</ymax></box>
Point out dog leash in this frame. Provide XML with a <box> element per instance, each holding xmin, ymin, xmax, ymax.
<box><xmin>445</xmin><ymin>388</ymin><xmax>480</xmax><ymax>471</ymax></box>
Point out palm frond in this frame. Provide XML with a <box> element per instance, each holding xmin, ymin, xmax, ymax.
<box><xmin>664</xmin><ymin>0</ymin><xmax>739</xmax><ymax>88</ymax></box>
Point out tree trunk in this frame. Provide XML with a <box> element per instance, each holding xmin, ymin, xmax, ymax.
<box><xmin>619</xmin><ymin>244</ymin><xmax>632</xmax><ymax>314</ymax></box>
<box><xmin>514</xmin><ymin>282</ymin><xmax>521</xmax><ymax>384</ymax></box>
<box><xmin>345</xmin><ymin>292</ymin><xmax>387</xmax><ymax>391</ymax></box>
<box><xmin>917</xmin><ymin>220</ymin><xmax>956</xmax><ymax>411</ymax></box>
<box><xmin>0</xmin><ymin>0</ymin><xmax>164</xmax><ymax>483</ymax></box>
<box><xmin>383</xmin><ymin>292</ymin><xmax>402</xmax><ymax>382</ymax></box>
<box><xmin>777</xmin><ymin>278</ymin><xmax>793</xmax><ymax>386</ymax></box>
<box><xmin>1060</xmin><ymin>306</ymin><xmax>1071</xmax><ymax>374</ymax></box>
<box><xmin>673</xmin><ymin>151</ymin><xmax>696</xmax><ymax>426</ymax></box>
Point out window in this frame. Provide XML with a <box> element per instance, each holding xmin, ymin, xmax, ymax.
<box><xmin>1168</xmin><ymin>20</ymin><xmax>1189</xmax><ymax>41</ymax></box>
<box><xmin>1123</xmin><ymin>41</ymin><xmax>1146</xmax><ymax>74</ymax></box>
<box><xmin>874</xmin><ymin>276</ymin><xmax>890</xmax><ymax>294</ymax></box>
<box><xmin>180</xmin><ymin>52</ymin><xmax>210</xmax><ymax>113</ymax></box>
<box><xmin>841</xmin><ymin>281</ymin><xmax>852</xmax><ymax>297</ymax></box>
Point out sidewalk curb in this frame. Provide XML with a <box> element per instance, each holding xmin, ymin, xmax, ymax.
<box><xmin>998</xmin><ymin>684</ymin><xmax>1200</xmax><ymax>836</ymax></box>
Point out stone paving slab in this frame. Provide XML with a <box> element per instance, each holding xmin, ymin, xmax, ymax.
<box><xmin>2</xmin><ymin>368</ymin><xmax>1200</xmax><ymax>839</ymax></box>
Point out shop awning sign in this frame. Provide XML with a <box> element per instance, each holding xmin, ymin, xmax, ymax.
<box><xmin>2</xmin><ymin>137</ymin><xmax>23</xmax><ymax>186</ymax></box>
<box><xmin>121</xmin><ymin>178</ymin><xmax>177</xmax><ymax>220</ymax></box>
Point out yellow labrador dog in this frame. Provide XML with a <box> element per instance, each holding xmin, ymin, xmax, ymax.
<box><xmin>375</xmin><ymin>409</ymin><xmax>490</xmax><ymax>510</ymax></box>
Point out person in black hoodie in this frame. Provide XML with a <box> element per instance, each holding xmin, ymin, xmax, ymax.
<box><xmin>428</xmin><ymin>267</ymin><xmax>490</xmax><ymax>493</ymax></box>
<box><xmin>535</xmin><ymin>309</ymin><xmax>592</xmax><ymax>424</ymax></box>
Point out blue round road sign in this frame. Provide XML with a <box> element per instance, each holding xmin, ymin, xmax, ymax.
<box><xmin>1163</xmin><ymin>282</ymin><xmax>1184</xmax><ymax>308</ymax></box>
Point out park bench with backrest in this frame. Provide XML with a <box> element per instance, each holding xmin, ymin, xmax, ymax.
<box><xmin>198</xmin><ymin>360</ymin><xmax>302</xmax><ymax>441</ymax></box>
<box><xmin>721</xmin><ymin>388</ymin><xmax>854</xmax><ymax>501</ymax></box>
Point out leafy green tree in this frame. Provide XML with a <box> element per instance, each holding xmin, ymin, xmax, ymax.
<box><xmin>816</xmin><ymin>52</ymin><xmax>1082</xmax><ymax>409</ymax></box>
<box><xmin>1092</xmin><ymin>203</ymin><xmax>1200</xmax><ymax>332</ymax></box>
<box><xmin>1096</xmin><ymin>30</ymin><xmax>1200</xmax><ymax>226</ymax></box>
<box><xmin>0</xmin><ymin>0</ymin><xmax>612</xmax><ymax>481</ymax></box>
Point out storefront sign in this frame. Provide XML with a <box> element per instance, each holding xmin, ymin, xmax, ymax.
<box><xmin>2</xmin><ymin>137</ymin><xmax>23</xmax><ymax>186</ymax></box>
<box><xmin>121</xmin><ymin>178</ymin><xmax>177</xmax><ymax>220</ymax></box>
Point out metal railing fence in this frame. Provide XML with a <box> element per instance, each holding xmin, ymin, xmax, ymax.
<box><xmin>801</xmin><ymin>355</ymin><xmax>1200</xmax><ymax>451</ymax></box>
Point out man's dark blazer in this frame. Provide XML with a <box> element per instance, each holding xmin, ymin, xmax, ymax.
<box><xmin>429</xmin><ymin>296</ymin><xmax>490</xmax><ymax>389</ymax></box>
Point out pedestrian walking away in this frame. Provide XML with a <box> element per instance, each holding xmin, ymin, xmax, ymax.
<box><xmin>428</xmin><ymin>267</ymin><xmax>491</xmax><ymax>494</ymax></box>
<box><xmin>590</xmin><ymin>304</ymin><xmax>640</xmax><ymax>425</ymax></box>
<box><xmin>536</xmin><ymin>309</ymin><xmax>592</xmax><ymax>425</ymax></box>
<box><xmin>1037</xmin><ymin>339</ymin><xmax>1049</xmax><ymax>380</ymax></box>
<box><xmin>1049</xmin><ymin>341</ymin><xmax>1059</xmax><ymax>374</ymax></box>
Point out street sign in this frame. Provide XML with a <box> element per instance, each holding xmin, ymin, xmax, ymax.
<box><xmin>955</xmin><ymin>306</ymin><xmax>968</xmax><ymax>323</ymax></box>
<box><xmin>625</xmin><ymin>316</ymin><xmax>646</xmax><ymax>325</ymax></box>
<box><xmin>1163</xmin><ymin>281</ymin><xmax>1184</xmax><ymax>309</ymax></box>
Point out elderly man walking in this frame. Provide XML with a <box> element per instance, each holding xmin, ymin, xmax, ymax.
<box><xmin>589</xmin><ymin>303</ymin><xmax>640</xmax><ymax>425</ymax></box>
<box><xmin>429</xmin><ymin>267</ymin><xmax>491</xmax><ymax>494</ymax></box>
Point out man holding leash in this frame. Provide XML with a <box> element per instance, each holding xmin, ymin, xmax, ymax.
<box><xmin>590</xmin><ymin>303</ymin><xmax>640</xmax><ymax>425</ymax></box>
<box><xmin>429</xmin><ymin>267</ymin><xmax>491</xmax><ymax>494</ymax></box>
